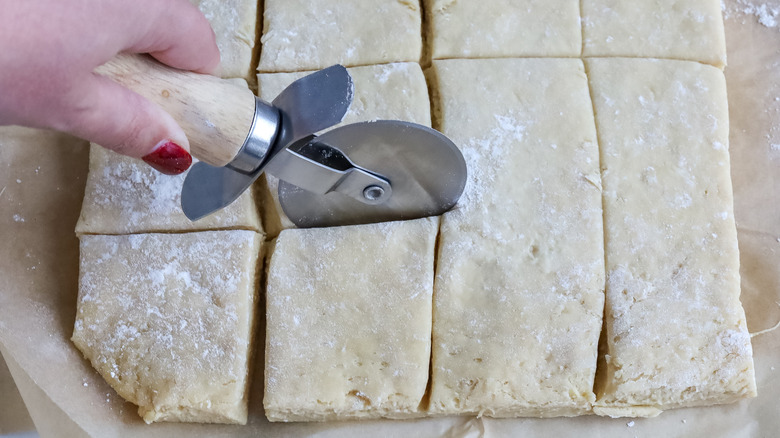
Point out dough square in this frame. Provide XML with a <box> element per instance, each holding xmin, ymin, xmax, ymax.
<box><xmin>258</xmin><ymin>0</ymin><xmax>422</xmax><ymax>72</ymax></box>
<box><xmin>428</xmin><ymin>58</ymin><xmax>605</xmax><ymax>416</ymax></box>
<box><xmin>71</xmin><ymin>230</ymin><xmax>263</xmax><ymax>424</ymax></box>
<box><xmin>256</xmin><ymin>62</ymin><xmax>431</xmax><ymax>236</ymax></box>
<box><xmin>582</xmin><ymin>0</ymin><xmax>727</xmax><ymax>68</ymax></box>
<box><xmin>586</xmin><ymin>58</ymin><xmax>756</xmax><ymax>416</ymax></box>
<box><xmin>192</xmin><ymin>0</ymin><xmax>257</xmax><ymax>79</ymax></box>
<box><xmin>264</xmin><ymin>218</ymin><xmax>438</xmax><ymax>421</ymax></box>
<box><xmin>425</xmin><ymin>0</ymin><xmax>581</xmax><ymax>59</ymax></box>
<box><xmin>75</xmin><ymin>146</ymin><xmax>262</xmax><ymax>235</ymax></box>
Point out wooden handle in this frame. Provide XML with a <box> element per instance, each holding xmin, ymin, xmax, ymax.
<box><xmin>96</xmin><ymin>54</ymin><xmax>256</xmax><ymax>167</ymax></box>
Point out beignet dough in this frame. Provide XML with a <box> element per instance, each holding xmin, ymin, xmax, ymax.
<box><xmin>425</xmin><ymin>0</ymin><xmax>581</xmax><ymax>59</ymax></box>
<box><xmin>582</xmin><ymin>0</ymin><xmax>727</xmax><ymax>68</ymax></box>
<box><xmin>256</xmin><ymin>63</ymin><xmax>431</xmax><ymax>236</ymax></box>
<box><xmin>264</xmin><ymin>218</ymin><xmax>438</xmax><ymax>421</ymax></box>
<box><xmin>75</xmin><ymin>146</ymin><xmax>262</xmax><ymax>235</ymax></box>
<box><xmin>191</xmin><ymin>0</ymin><xmax>257</xmax><ymax>78</ymax></box>
<box><xmin>258</xmin><ymin>0</ymin><xmax>422</xmax><ymax>72</ymax></box>
<box><xmin>428</xmin><ymin>58</ymin><xmax>605</xmax><ymax>416</ymax></box>
<box><xmin>587</xmin><ymin>58</ymin><xmax>756</xmax><ymax>416</ymax></box>
<box><xmin>72</xmin><ymin>231</ymin><xmax>263</xmax><ymax>423</ymax></box>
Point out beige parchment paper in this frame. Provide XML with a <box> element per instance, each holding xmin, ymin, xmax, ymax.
<box><xmin>1</xmin><ymin>3</ymin><xmax>779</xmax><ymax>436</ymax></box>
<box><xmin>0</xmin><ymin>350</ymin><xmax>35</xmax><ymax>434</ymax></box>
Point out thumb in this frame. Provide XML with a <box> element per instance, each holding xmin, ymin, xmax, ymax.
<box><xmin>61</xmin><ymin>73</ymin><xmax>192</xmax><ymax>175</ymax></box>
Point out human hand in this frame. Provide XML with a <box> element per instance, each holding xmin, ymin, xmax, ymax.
<box><xmin>0</xmin><ymin>0</ymin><xmax>221</xmax><ymax>175</ymax></box>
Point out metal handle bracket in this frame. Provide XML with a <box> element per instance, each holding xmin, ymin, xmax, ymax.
<box><xmin>264</xmin><ymin>136</ymin><xmax>392</xmax><ymax>205</ymax></box>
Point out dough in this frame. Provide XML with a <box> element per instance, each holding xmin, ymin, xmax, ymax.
<box><xmin>191</xmin><ymin>0</ymin><xmax>257</xmax><ymax>79</ymax></box>
<box><xmin>263</xmin><ymin>218</ymin><xmax>438</xmax><ymax>421</ymax></box>
<box><xmin>428</xmin><ymin>59</ymin><xmax>605</xmax><ymax>417</ymax></box>
<box><xmin>257</xmin><ymin>62</ymin><xmax>431</xmax><ymax>236</ymax></box>
<box><xmin>582</xmin><ymin>0</ymin><xmax>727</xmax><ymax>68</ymax></box>
<box><xmin>586</xmin><ymin>58</ymin><xmax>756</xmax><ymax>416</ymax></box>
<box><xmin>258</xmin><ymin>0</ymin><xmax>422</xmax><ymax>72</ymax></box>
<box><xmin>75</xmin><ymin>146</ymin><xmax>262</xmax><ymax>235</ymax></box>
<box><xmin>425</xmin><ymin>0</ymin><xmax>581</xmax><ymax>59</ymax></box>
<box><xmin>71</xmin><ymin>231</ymin><xmax>263</xmax><ymax>424</ymax></box>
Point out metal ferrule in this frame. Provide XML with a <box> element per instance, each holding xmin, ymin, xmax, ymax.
<box><xmin>226</xmin><ymin>97</ymin><xmax>280</xmax><ymax>174</ymax></box>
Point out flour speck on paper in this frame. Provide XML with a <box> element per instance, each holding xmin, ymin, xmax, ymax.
<box><xmin>723</xmin><ymin>0</ymin><xmax>780</xmax><ymax>29</ymax></box>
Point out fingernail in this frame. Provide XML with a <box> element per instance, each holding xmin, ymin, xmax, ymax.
<box><xmin>142</xmin><ymin>141</ymin><xmax>192</xmax><ymax>175</ymax></box>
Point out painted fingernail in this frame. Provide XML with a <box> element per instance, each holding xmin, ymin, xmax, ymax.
<box><xmin>142</xmin><ymin>141</ymin><xmax>192</xmax><ymax>175</ymax></box>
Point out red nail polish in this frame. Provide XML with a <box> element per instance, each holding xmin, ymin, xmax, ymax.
<box><xmin>142</xmin><ymin>141</ymin><xmax>192</xmax><ymax>175</ymax></box>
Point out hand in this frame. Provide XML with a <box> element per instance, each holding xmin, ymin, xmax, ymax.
<box><xmin>0</xmin><ymin>0</ymin><xmax>221</xmax><ymax>175</ymax></box>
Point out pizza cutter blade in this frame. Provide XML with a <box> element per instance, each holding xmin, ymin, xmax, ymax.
<box><xmin>272</xmin><ymin>120</ymin><xmax>467</xmax><ymax>228</ymax></box>
<box><xmin>176</xmin><ymin>64</ymin><xmax>466</xmax><ymax>226</ymax></box>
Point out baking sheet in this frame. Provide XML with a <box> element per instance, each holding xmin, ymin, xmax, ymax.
<box><xmin>1</xmin><ymin>3</ymin><xmax>779</xmax><ymax>436</ymax></box>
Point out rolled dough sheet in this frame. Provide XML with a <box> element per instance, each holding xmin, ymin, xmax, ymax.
<box><xmin>428</xmin><ymin>58</ymin><xmax>605</xmax><ymax>417</ymax></box>
<box><xmin>256</xmin><ymin>62</ymin><xmax>431</xmax><ymax>236</ymax></box>
<box><xmin>75</xmin><ymin>145</ymin><xmax>262</xmax><ymax>235</ymax></box>
<box><xmin>258</xmin><ymin>0</ymin><xmax>422</xmax><ymax>72</ymax></box>
<box><xmin>191</xmin><ymin>0</ymin><xmax>257</xmax><ymax>79</ymax></box>
<box><xmin>71</xmin><ymin>230</ymin><xmax>263</xmax><ymax>424</ymax></box>
<box><xmin>582</xmin><ymin>0</ymin><xmax>727</xmax><ymax>68</ymax></box>
<box><xmin>586</xmin><ymin>58</ymin><xmax>756</xmax><ymax>416</ymax></box>
<box><xmin>424</xmin><ymin>0</ymin><xmax>581</xmax><ymax>59</ymax></box>
<box><xmin>264</xmin><ymin>218</ymin><xmax>438</xmax><ymax>421</ymax></box>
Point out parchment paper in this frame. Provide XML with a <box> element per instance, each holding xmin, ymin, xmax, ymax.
<box><xmin>1</xmin><ymin>3</ymin><xmax>779</xmax><ymax>436</ymax></box>
<box><xmin>0</xmin><ymin>351</ymin><xmax>34</xmax><ymax>434</ymax></box>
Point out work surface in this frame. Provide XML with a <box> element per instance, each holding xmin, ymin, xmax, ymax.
<box><xmin>1</xmin><ymin>2</ymin><xmax>779</xmax><ymax>437</ymax></box>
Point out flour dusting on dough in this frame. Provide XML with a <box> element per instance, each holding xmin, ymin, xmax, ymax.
<box><xmin>75</xmin><ymin>147</ymin><xmax>259</xmax><ymax>234</ymax></box>
<box><xmin>73</xmin><ymin>231</ymin><xmax>261</xmax><ymax>424</ymax></box>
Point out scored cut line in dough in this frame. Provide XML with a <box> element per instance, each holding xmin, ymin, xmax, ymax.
<box><xmin>429</xmin><ymin>58</ymin><xmax>605</xmax><ymax>417</ymax></box>
<box><xmin>587</xmin><ymin>58</ymin><xmax>755</xmax><ymax>416</ymax></box>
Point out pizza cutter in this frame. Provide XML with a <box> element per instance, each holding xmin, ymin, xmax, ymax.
<box><xmin>98</xmin><ymin>54</ymin><xmax>467</xmax><ymax>227</ymax></box>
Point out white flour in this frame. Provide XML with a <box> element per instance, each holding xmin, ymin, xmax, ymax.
<box><xmin>723</xmin><ymin>0</ymin><xmax>780</xmax><ymax>29</ymax></box>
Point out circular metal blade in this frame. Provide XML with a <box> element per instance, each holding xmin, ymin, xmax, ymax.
<box><xmin>278</xmin><ymin>120</ymin><xmax>467</xmax><ymax>228</ymax></box>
